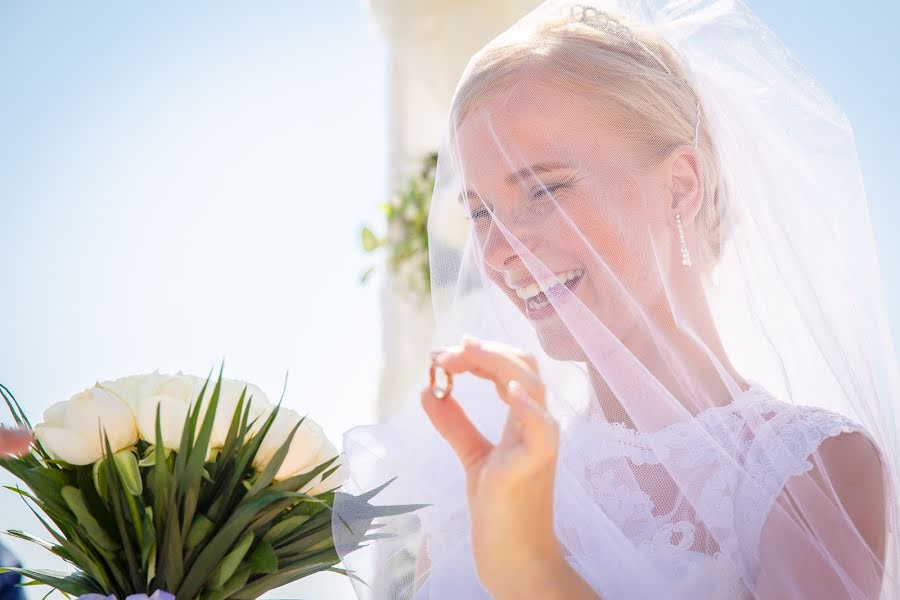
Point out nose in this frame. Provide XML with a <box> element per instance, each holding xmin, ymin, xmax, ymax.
<box><xmin>481</xmin><ymin>220</ymin><xmax>520</xmax><ymax>273</ymax></box>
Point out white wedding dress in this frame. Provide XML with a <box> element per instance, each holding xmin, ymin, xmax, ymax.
<box><xmin>561</xmin><ymin>382</ymin><xmax>871</xmax><ymax>598</ymax></box>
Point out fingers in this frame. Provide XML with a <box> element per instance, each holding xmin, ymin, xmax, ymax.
<box><xmin>420</xmin><ymin>387</ymin><xmax>493</xmax><ymax>470</ymax></box>
<box><xmin>433</xmin><ymin>336</ymin><xmax>545</xmax><ymax>407</ymax></box>
<box><xmin>0</xmin><ymin>427</ymin><xmax>33</xmax><ymax>456</ymax></box>
<box><xmin>506</xmin><ymin>380</ymin><xmax>559</xmax><ymax>462</ymax></box>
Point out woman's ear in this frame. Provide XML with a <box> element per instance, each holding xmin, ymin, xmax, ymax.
<box><xmin>666</xmin><ymin>145</ymin><xmax>703</xmax><ymax>222</ymax></box>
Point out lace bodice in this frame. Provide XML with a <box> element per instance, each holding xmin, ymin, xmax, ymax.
<box><xmin>559</xmin><ymin>383</ymin><xmax>869</xmax><ymax>599</ymax></box>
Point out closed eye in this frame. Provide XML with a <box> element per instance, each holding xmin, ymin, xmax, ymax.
<box><xmin>530</xmin><ymin>176</ymin><xmax>580</xmax><ymax>201</ymax></box>
<box><xmin>467</xmin><ymin>205</ymin><xmax>491</xmax><ymax>221</ymax></box>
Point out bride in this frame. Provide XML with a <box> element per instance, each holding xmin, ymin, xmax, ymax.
<box><xmin>334</xmin><ymin>1</ymin><xmax>900</xmax><ymax>598</ymax></box>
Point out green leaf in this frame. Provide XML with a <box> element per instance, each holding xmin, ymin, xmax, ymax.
<box><xmin>185</xmin><ymin>513</ymin><xmax>215</xmax><ymax>552</ymax></box>
<box><xmin>223</xmin><ymin>387</ymin><xmax>248</xmax><ymax>447</ymax></box>
<box><xmin>5</xmin><ymin>529</ymin><xmax>56</xmax><ymax>553</ymax></box>
<box><xmin>244</xmin><ymin>417</ymin><xmax>304</xmax><ymax>498</ymax></box>
<box><xmin>213</xmin><ymin>387</ymin><xmax>248</xmax><ymax>478</ymax></box>
<box><xmin>112</xmin><ymin>450</ymin><xmax>143</xmax><ymax>496</ymax></box>
<box><xmin>361</xmin><ymin>226</ymin><xmax>381</xmax><ymax>252</ymax></box>
<box><xmin>175</xmin><ymin>376</ymin><xmax>206</xmax><ymax>480</ymax></box>
<box><xmin>152</xmin><ymin>405</ymin><xmax>170</xmax><ymax>525</ymax></box>
<box><xmin>261</xmin><ymin>514</ymin><xmax>310</xmax><ymax>544</ymax></box>
<box><xmin>271</xmin><ymin>508</ymin><xmax>331</xmax><ymax>549</ymax></box>
<box><xmin>141</xmin><ymin>507</ymin><xmax>156</xmax><ymax>575</ymax></box>
<box><xmin>138</xmin><ymin>446</ymin><xmax>170</xmax><ymax>467</ymax></box>
<box><xmin>231</xmin><ymin>548</ymin><xmax>339</xmax><ymax>599</ymax></box>
<box><xmin>93</xmin><ymin>457</ymin><xmax>109</xmax><ymax>499</ymax></box>
<box><xmin>181</xmin><ymin>367</ymin><xmax>223</xmax><ymax>541</ymax></box>
<box><xmin>10</xmin><ymin>488</ymin><xmax>119</xmax><ymax>593</ymax></box>
<box><xmin>0</xmin><ymin>568</ymin><xmax>96</xmax><ymax>596</ymax></box>
<box><xmin>209</xmin><ymin>529</ymin><xmax>253</xmax><ymax>590</ymax></box>
<box><xmin>204</xmin><ymin>565</ymin><xmax>250</xmax><ymax>600</ymax></box>
<box><xmin>60</xmin><ymin>486</ymin><xmax>119</xmax><ymax>552</ymax></box>
<box><xmin>76</xmin><ymin>464</ymin><xmax>116</xmax><ymax>536</ymax></box>
<box><xmin>248</xmin><ymin>539</ymin><xmax>278</xmax><ymax>574</ymax></box>
<box><xmin>0</xmin><ymin>383</ymin><xmax>35</xmax><ymax>430</ymax></box>
<box><xmin>16</xmin><ymin>465</ymin><xmax>74</xmax><ymax>519</ymax></box>
<box><xmin>204</xmin><ymin>402</ymin><xmax>281</xmax><ymax>526</ymax></box>
<box><xmin>273</xmin><ymin>522</ymin><xmax>332</xmax><ymax>557</ymax></box>
<box><xmin>247</xmin><ymin>497</ymin><xmax>295</xmax><ymax>533</ymax></box>
<box><xmin>177</xmin><ymin>491</ymin><xmax>299</xmax><ymax>600</ymax></box>
<box><xmin>269</xmin><ymin>455</ymin><xmax>339</xmax><ymax>494</ymax></box>
<box><xmin>328</xmin><ymin>566</ymin><xmax>369</xmax><ymax>588</ymax></box>
<box><xmin>102</xmin><ymin>435</ymin><xmax>142</xmax><ymax>591</ymax></box>
<box><xmin>160</xmin><ymin>489</ymin><xmax>184</xmax><ymax>593</ymax></box>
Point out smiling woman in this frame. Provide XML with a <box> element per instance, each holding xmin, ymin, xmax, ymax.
<box><xmin>332</xmin><ymin>1</ymin><xmax>900</xmax><ymax>599</ymax></box>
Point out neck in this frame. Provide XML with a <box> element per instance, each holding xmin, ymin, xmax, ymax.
<box><xmin>586</xmin><ymin>279</ymin><xmax>747</xmax><ymax>428</ymax></box>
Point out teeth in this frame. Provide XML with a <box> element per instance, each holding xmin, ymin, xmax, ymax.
<box><xmin>514</xmin><ymin>269</ymin><xmax>583</xmax><ymax>301</ymax></box>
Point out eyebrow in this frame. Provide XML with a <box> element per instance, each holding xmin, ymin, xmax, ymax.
<box><xmin>458</xmin><ymin>162</ymin><xmax>573</xmax><ymax>204</ymax></box>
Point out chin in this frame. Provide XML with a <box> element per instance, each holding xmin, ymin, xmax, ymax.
<box><xmin>535</xmin><ymin>323</ymin><xmax>588</xmax><ymax>361</ymax></box>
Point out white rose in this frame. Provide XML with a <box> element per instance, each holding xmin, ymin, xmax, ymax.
<box><xmin>301</xmin><ymin>439</ymin><xmax>347</xmax><ymax>496</ymax></box>
<box><xmin>251</xmin><ymin>407</ymin><xmax>328</xmax><ymax>481</ymax></box>
<box><xmin>35</xmin><ymin>385</ymin><xmax>138</xmax><ymax>466</ymax></box>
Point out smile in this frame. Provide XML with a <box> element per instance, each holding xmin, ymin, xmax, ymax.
<box><xmin>510</xmin><ymin>269</ymin><xmax>584</xmax><ymax>312</ymax></box>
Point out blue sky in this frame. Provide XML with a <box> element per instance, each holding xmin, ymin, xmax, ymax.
<box><xmin>748</xmin><ymin>0</ymin><xmax>900</xmax><ymax>341</ymax></box>
<box><xmin>0</xmin><ymin>1</ymin><xmax>897</xmax><ymax>598</ymax></box>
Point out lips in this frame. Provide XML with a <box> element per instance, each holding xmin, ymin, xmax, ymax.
<box><xmin>508</xmin><ymin>269</ymin><xmax>585</xmax><ymax>320</ymax></box>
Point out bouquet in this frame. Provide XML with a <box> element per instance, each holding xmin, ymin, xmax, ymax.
<box><xmin>0</xmin><ymin>370</ymin><xmax>418</xmax><ymax>599</ymax></box>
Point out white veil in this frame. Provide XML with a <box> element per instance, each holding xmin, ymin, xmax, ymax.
<box><xmin>334</xmin><ymin>1</ymin><xmax>900</xmax><ymax>598</ymax></box>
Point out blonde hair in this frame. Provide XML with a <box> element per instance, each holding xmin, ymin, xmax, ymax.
<box><xmin>450</xmin><ymin>8</ymin><xmax>725</xmax><ymax>267</ymax></box>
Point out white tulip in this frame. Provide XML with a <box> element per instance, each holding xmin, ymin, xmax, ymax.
<box><xmin>301</xmin><ymin>439</ymin><xmax>347</xmax><ymax>495</ymax></box>
<box><xmin>119</xmin><ymin>374</ymin><xmax>194</xmax><ymax>450</ymax></box>
<box><xmin>35</xmin><ymin>386</ymin><xmax>138</xmax><ymax>466</ymax></box>
<box><xmin>133</xmin><ymin>393</ymin><xmax>191</xmax><ymax>450</ymax></box>
<box><xmin>252</xmin><ymin>407</ymin><xmax>328</xmax><ymax>481</ymax></box>
<box><xmin>102</xmin><ymin>371</ymin><xmax>271</xmax><ymax>451</ymax></box>
<box><xmin>156</xmin><ymin>373</ymin><xmax>199</xmax><ymax>404</ymax></box>
<box><xmin>193</xmin><ymin>376</ymin><xmax>272</xmax><ymax>448</ymax></box>
<box><xmin>99</xmin><ymin>371</ymin><xmax>164</xmax><ymax>411</ymax></box>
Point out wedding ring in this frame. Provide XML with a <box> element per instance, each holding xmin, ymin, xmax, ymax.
<box><xmin>429</xmin><ymin>360</ymin><xmax>453</xmax><ymax>400</ymax></box>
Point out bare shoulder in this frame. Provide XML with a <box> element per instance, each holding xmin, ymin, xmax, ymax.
<box><xmin>771</xmin><ymin>400</ymin><xmax>887</xmax><ymax>548</ymax></box>
<box><xmin>809</xmin><ymin>429</ymin><xmax>886</xmax><ymax>555</ymax></box>
<box><xmin>756</xmin><ymin>418</ymin><xmax>888</xmax><ymax>596</ymax></box>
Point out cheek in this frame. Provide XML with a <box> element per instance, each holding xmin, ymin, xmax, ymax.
<box><xmin>486</xmin><ymin>268</ymin><xmax>521</xmax><ymax>306</ymax></box>
<box><xmin>567</xmin><ymin>185</ymin><xmax>664</xmax><ymax>297</ymax></box>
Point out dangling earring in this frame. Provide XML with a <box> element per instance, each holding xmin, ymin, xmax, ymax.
<box><xmin>675</xmin><ymin>213</ymin><xmax>692</xmax><ymax>267</ymax></box>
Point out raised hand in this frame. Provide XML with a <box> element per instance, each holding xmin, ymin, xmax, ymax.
<box><xmin>422</xmin><ymin>336</ymin><xmax>567</xmax><ymax>597</ymax></box>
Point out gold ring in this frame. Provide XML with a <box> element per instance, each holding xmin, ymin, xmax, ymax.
<box><xmin>429</xmin><ymin>360</ymin><xmax>453</xmax><ymax>399</ymax></box>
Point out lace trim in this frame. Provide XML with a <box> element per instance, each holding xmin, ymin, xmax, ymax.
<box><xmin>735</xmin><ymin>405</ymin><xmax>869</xmax><ymax>579</ymax></box>
<box><xmin>577</xmin><ymin>381</ymin><xmax>770</xmax><ymax>460</ymax></box>
<box><xmin>565</xmin><ymin>382</ymin><xmax>872</xmax><ymax>592</ymax></box>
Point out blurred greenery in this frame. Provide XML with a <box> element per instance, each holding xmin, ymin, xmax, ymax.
<box><xmin>361</xmin><ymin>152</ymin><xmax>438</xmax><ymax>301</ymax></box>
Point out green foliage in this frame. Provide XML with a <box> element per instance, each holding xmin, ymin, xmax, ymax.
<box><xmin>361</xmin><ymin>152</ymin><xmax>438</xmax><ymax>300</ymax></box>
<box><xmin>0</xmin><ymin>374</ymin><xmax>422</xmax><ymax>600</ymax></box>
